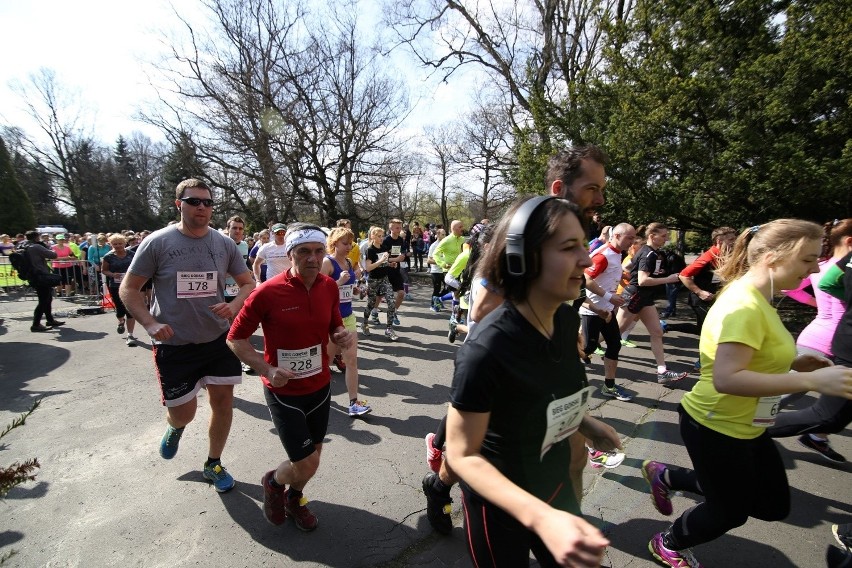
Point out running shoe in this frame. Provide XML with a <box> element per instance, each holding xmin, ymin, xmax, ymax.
<box><xmin>588</xmin><ymin>448</ymin><xmax>625</xmax><ymax>469</ymax></box>
<box><xmin>422</xmin><ymin>472</ymin><xmax>453</xmax><ymax>535</ymax></box>
<box><xmin>649</xmin><ymin>532</ymin><xmax>703</xmax><ymax>568</ymax></box>
<box><xmin>46</xmin><ymin>320</ymin><xmax>65</xmax><ymax>327</ymax></box>
<box><xmin>284</xmin><ymin>490</ymin><xmax>318</xmax><ymax>531</ymax></box>
<box><xmin>30</xmin><ymin>324</ymin><xmax>49</xmax><ymax>333</ymax></box>
<box><xmin>126</xmin><ymin>335</ymin><xmax>138</xmax><ymax>347</ymax></box>
<box><xmin>159</xmin><ymin>425</ymin><xmax>184</xmax><ymax>460</ymax></box>
<box><xmin>202</xmin><ymin>461</ymin><xmax>235</xmax><ymax>493</ymax></box>
<box><xmin>834</xmin><ymin>523</ymin><xmax>852</xmax><ymax>550</ymax></box>
<box><xmin>117</xmin><ymin>321</ymin><xmax>125</xmax><ymax>334</ymax></box>
<box><xmin>798</xmin><ymin>434</ymin><xmax>847</xmax><ymax>463</ymax></box>
<box><xmin>241</xmin><ymin>362</ymin><xmax>254</xmax><ymax>374</ymax></box>
<box><xmin>361</xmin><ymin>321</ymin><xmax>371</xmax><ymax>336</ymax></box>
<box><xmin>385</xmin><ymin>328</ymin><xmax>399</xmax><ymax>341</ymax></box>
<box><xmin>692</xmin><ymin>359</ymin><xmax>701</xmax><ymax>372</ymax></box>
<box><xmin>348</xmin><ymin>400</ymin><xmax>372</xmax><ymax>417</ymax></box>
<box><xmin>333</xmin><ymin>353</ymin><xmax>347</xmax><ymax>373</ymax></box>
<box><xmin>425</xmin><ymin>433</ymin><xmax>442</xmax><ymax>473</ymax></box>
<box><xmin>621</xmin><ymin>338</ymin><xmax>637</xmax><ymax>348</ymax></box>
<box><xmin>261</xmin><ymin>470</ymin><xmax>287</xmax><ymax>525</ymax></box>
<box><xmin>657</xmin><ymin>370</ymin><xmax>688</xmax><ymax>385</ymax></box>
<box><xmin>448</xmin><ymin>320</ymin><xmax>458</xmax><ymax>344</ymax></box>
<box><xmin>393</xmin><ymin>315</ymin><xmax>401</xmax><ymax>326</ymax></box>
<box><xmin>642</xmin><ymin>460</ymin><xmax>673</xmax><ymax>515</ymax></box>
<box><xmin>660</xmin><ymin>320</ymin><xmax>668</xmax><ymax>334</ymax></box>
<box><xmin>594</xmin><ymin>347</ymin><xmax>606</xmax><ymax>357</ymax></box>
<box><xmin>370</xmin><ymin>312</ymin><xmax>380</xmax><ymax>325</ymax></box>
<box><xmin>826</xmin><ymin>545</ymin><xmax>852</xmax><ymax>568</ymax></box>
<box><xmin>601</xmin><ymin>384</ymin><xmax>634</xmax><ymax>401</ymax></box>
<box><xmin>404</xmin><ymin>293</ymin><xmax>413</xmax><ymax>301</ymax></box>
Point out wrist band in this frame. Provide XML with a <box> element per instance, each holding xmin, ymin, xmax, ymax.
<box><xmin>602</xmin><ymin>291</ymin><xmax>613</xmax><ymax>303</ymax></box>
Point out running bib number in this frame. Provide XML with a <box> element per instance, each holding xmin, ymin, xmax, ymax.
<box><xmin>540</xmin><ymin>386</ymin><xmax>594</xmax><ymax>461</ymax></box>
<box><xmin>339</xmin><ymin>284</ymin><xmax>353</xmax><ymax>303</ymax></box>
<box><xmin>752</xmin><ymin>395</ymin><xmax>782</xmax><ymax>427</ymax></box>
<box><xmin>391</xmin><ymin>245</ymin><xmax>401</xmax><ymax>256</ymax></box>
<box><xmin>277</xmin><ymin>344</ymin><xmax>322</xmax><ymax>379</ymax></box>
<box><xmin>112</xmin><ymin>272</ymin><xmax>124</xmax><ymax>284</ymax></box>
<box><xmin>176</xmin><ymin>271</ymin><xmax>218</xmax><ymax>299</ymax></box>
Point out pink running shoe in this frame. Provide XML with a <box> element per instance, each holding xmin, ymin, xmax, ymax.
<box><xmin>425</xmin><ymin>433</ymin><xmax>442</xmax><ymax>473</ymax></box>
<box><xmin>642</xmin><ymin>460</ymin><xmax>673</xmax><ymax>516</ymax></box>
<box><xmin>649</xmin><ymin>532</ymin><xmax>703</xmax><ymax>567</ymax></box>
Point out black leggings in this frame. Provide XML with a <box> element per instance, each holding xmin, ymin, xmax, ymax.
<box><xmin>670</xmin><ymin>406</ymin><xmax>789</xmax><ymax>549</ymax></box>
<box><xmin>431</xmin><ymin>273</ymin><xmax>449</xmax><ymax>298</ymax></box>
<box><xmin>461</xmin><ymin>486</ymin><xmax>561</xmax><ymax>567</ymax></box>
<box><xmin>767</xmin><ymin>357</ymin><xmax>852</xmax><ymax>438</ymax></box>
<box><xmin>581</xmin><ymin>312</ymin><xmax>621</xmax><ymax>360</ymax></box>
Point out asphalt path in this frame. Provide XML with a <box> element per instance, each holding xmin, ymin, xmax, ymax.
<box><xmin>0</xmin><ymin>278</ymin><xmax>849</xmax><ymax>567</ymax></box>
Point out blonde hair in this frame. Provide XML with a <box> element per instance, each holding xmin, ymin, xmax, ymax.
<box><xmin>369</xmin><ymin>226</ymin><xmax>384</xmax><ymax>240</ymax></box>
<box><xmin>717</xmin><ymin>219</ymin><xmax>823</xmax><ymax>283</ymax></box>
<box><xmin>107</xmin><ymin>234</ymin><xmax>127</xmax><ymax>246</ymax></box>
<box><xmin>326</xmin><ymin>227</ymin><xmax>354</xmax><ymax>253</ymax></box>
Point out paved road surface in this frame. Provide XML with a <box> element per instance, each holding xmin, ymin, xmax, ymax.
<box><xmin>0</xmin><ymin>279</ymin><xmax>848</xmax><ymax>567</ymax></box>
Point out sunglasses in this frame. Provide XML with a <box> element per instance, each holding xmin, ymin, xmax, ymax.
<box><xmin>179</xmin><ymin>197</ymin><xmax>215</xmax><ymax>207</ymax></box>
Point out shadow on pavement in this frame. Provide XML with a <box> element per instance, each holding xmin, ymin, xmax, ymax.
<box><xmin>0</xmin><ymin>341</ymin><xmax>72</xmax><ymax>413</ymax></box>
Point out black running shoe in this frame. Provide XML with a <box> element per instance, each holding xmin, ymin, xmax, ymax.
<box><xmin>422</xmin><ymin>472</ymin><xmax>453</xmax><ymax>535</ymax></box>
<box><xmin>798</xmin><ymin>434</ymin><xmax>847</xmax><ymax>463</ymax></box>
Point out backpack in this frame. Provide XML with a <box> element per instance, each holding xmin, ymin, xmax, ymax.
<box><xmin>9</xmin><ymin>243</ymin><xmax>35</xmax><ymax>282</ymax></box>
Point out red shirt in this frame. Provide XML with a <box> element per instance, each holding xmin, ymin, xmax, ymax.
<box><xmin>680</xmin><ymin>245</ymin><xmax>722</xmax><ymax>278</ymax></box>
<box><xmin>228</xmin><ymin>270</ymin><xmax>343</xmax><ymax>396</ymax></box>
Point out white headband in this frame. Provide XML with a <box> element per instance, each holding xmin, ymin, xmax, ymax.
<box><xmin>285</xmin><ymin>228</ymin><xmax>326</xmax><ymax>253</ymax></box>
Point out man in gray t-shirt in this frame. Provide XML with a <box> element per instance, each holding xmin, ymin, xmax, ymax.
<box><xmin>120</xmin><ymin>178</ymin><xmax>255</xmax><ymax>493</ymax></box>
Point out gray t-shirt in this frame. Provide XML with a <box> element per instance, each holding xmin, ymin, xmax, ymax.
<box><xmin>128</xmin><ymin>225</ymin><xmax>249</xmax><ymax>345</ymax></box>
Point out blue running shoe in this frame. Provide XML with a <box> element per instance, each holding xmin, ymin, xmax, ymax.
<box><xmin>159</xmin><ymin>425</ymin><xmax>184</xmax><ymax>460</ymax></box>
<box><xmin>393</xmin><ymin>315</ymin><xmax>401</xmax><ymax>326</ymax></box>
<box><xmin>203</xmin><ymin>461</ymin><xmax>235</xmax><ymax>493</ymax></box>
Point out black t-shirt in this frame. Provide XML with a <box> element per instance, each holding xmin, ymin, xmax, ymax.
<box><xmin>630</xmin><ymin>245</ymin><xmax>669</xmax><ymax>299</ymax></box>
<box><xmin>381</xmin><ymin>234</ymin><xmax>407</xmax><ymax>260</ymax></box>
<box><xmin>366</xmin><ymin>245</ymin><xmax>388</xmax><ymax>280</ymax></box>
<box><xmin>830</xmin><ymin>251</ymin><xmax>852</xmax><ymax>362</ymax></box>
<box><xmin>451</xmin><ymin>301</ymin><xmax>588</xmax><ymax>514</ymax></box>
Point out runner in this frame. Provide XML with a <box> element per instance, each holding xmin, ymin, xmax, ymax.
<box><xmin>227</xmin><ymin>223</ymin><xmax>355</xmax><ymax>531</ymax></box>
<box><xmin>381</xmin><ymin>218</ymin><xmax>408</xmax><ymax>326</ymax></box>
<box><xmin>445</xmin><ymin>196</ymin><xmax>619</xmax><ymax>566</ymax></box>
<box><xmin>254</xmin><ymin>223</ymin><xmax>290</xmax><ymax>282</ymax></box>
<box><xmin>641</xmin><ymin>219</ymin><xmax>852</xmax><ymax>568</ymax></box>
<box><xmin>580</xmin><ymin>222</ymin><xmax>637</xmax><ymax>401</ymax></box>
<box><xmin>617</xmin><ymin>222</ymin><xmax>688</xmax><ymax>384</ymax></box>
<box><xmin>320</xmin><ymin>226</ymin><xmax>372</xmax><ymax>417</ymax></box>
<box><xmin>119</xmin><ymin>178</ymin><xmax>254</xmax><ymax>493</ymax></box>
<box><xmin>363</xmin><ymin>226</ymin><xmax>398</xmax><ymax>341</ymax></box>
<box><xmin>423</xmin><ymin>145</ymin><xmax>613</xmax><ymax>534</ymax></box>
<box><xmin>224</xmin><ymin>215</ymin><xmax>249</xmax><ymax>303</ymax></box>
<box><xmin>678</xmin><ymin>226</ymin><xmax>737</xmax><ymax>330</ymax></box>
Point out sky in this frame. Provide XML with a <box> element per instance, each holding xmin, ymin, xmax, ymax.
<box><xmin>0</xmin><ymin>0</ymin><xmax>476</xmax><ymax>147</ymax></box>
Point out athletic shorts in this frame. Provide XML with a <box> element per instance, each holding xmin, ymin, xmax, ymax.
<box><xmin>387</xmin><ymin>268</ymin><xmax>404</xmax><ymax>292</ymax></box>
<box><xmin>341</xmin><ymin>313</ymin><xmax>356</xmax><ymax>331</ymax></box>
<box><xmin>153</xmin><ymin>332</ymin><xmax>242</xmax><ymax>407</ymax></box>
<box><xmin>264</xmin><ymin>384</ymin><xmax>331</xmax><ymax>463</ymax></box>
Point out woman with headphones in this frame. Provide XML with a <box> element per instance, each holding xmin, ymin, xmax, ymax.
<box><xmin>444</xmin><ymin>196</ymin><xmax>621</xmax><ymax>567</ymax></box>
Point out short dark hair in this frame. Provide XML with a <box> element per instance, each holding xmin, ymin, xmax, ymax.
<box><xmin>175</xmin><ymin>178</ymin><xmax>213</xmax><ymax>200</ymax></box>
<box><xmin>227</xmin><ymin>215</ymin><xmax>245</xmax><ymax>228</ymax></box>
<box><xmin>25</xmin><ymin>230</ymin><xmax>39</xmax><ymax>242</ymax></box>
<box><xmin>544</xmin><ymin>145</ymin><xmax>609</xmax><ymax>195</ymax></box>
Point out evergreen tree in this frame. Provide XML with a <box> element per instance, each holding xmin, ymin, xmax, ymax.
<box><xmin>0</xmin><ymin>137</ymin><xmax>36</xmax><ymax>233</ymax></box>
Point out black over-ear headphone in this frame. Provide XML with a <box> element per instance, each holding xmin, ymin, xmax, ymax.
<box><xmin>505</xmin><ymin>195</ymin><xmax>555</xmax><ymax>276</ymax></box>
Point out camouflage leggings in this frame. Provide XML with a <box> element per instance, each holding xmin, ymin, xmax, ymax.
<box><xmin>364</xmin><ymin>276</ymin><xmax>396</xmax><ymax>327</ymax></box>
